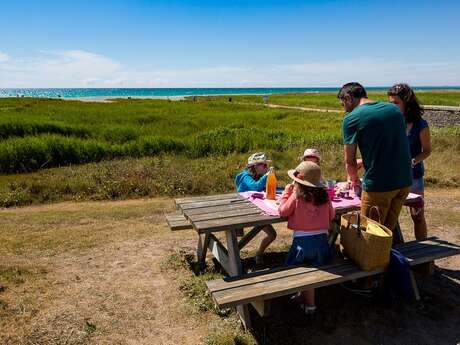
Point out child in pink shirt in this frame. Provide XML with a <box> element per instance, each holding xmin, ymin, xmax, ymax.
<box><xmin>278</xmin><ymin>161</ymin><xmax>335</xmax><ymax>314</ymax></box>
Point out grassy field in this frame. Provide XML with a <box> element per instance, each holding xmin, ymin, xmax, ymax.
<box><xmin>0</xmin><ymin>97</ymin><xmax>341</xmax><ymax>175</ymax></box>
<box><xmin>0</xmin><ymin>95</ymin><xmax>459</xmax><ymax>207</ymax></box>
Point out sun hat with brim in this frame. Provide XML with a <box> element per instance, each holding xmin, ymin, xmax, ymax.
<box><xmin>300</xmin><ymin>148</ymin><xmax>321</xmax><ymax>162</ymax></box>
<box><xmin>247</xmin><ymin>152</ymin><xmax>272</xmax><ymax>167</ymax></box>
<box><xmin>287</xmin><ymin>161</ymin><xmax>325</xmax><ymax>188</ymax></box>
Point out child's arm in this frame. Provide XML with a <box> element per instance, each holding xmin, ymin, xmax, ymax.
<box><xmin>241</xmin><ymin>174</ymin><xmax>268</xmax><ymax>192</ymax></box>
<box><xmin>278</xmin><ymin>184</ymin><xmax>297</xmax><ymax>217</ymax></box>
<box><xmin>328</xmin><ymin>200</ymin><xmax>336</xmax><ymax>221</ymax></box>
<box><xmin>328</xmin><ymin>200</ymin><xmax>336</xmax><ymax>234</ymax></box>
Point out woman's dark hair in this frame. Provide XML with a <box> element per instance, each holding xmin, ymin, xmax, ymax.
<box><xmin>387</xmin><ymin>83</ymin><xmax>423</xmax><ymax>123</ymax></box>
<box><xmin>337</xmin><ymin>82</ymin><xmax>367</xmax><ymax>100</ymax></box>
<box><xmin>296</xmin><ymin>183</ymin><xmax>329</xmax><ymax>206</ymax></box>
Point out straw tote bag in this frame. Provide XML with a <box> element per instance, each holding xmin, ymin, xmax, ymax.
<box><xmin>340</xmin><ymin>207</ymin><xmax>393</xmax><ymax>271</ymax></box>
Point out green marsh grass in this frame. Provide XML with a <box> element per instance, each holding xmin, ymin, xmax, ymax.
<box><xmin>0</xmin><ymin>96</ymin><xmax>458</xmax><ymax>207</ymax></box>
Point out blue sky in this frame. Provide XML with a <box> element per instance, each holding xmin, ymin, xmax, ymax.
<box><xmin>1</xmin><ymin>0</ymin><xmax>459</xmax><ymax>87</ymax></box>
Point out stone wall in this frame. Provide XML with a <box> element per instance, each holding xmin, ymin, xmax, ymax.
<box><xmin>421</xmin><ymin>106</ymin><xmax>460</xmax><ymax>127</ymax></box>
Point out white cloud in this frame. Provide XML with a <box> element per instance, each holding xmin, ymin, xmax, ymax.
<box><xmin>0</xmin><ymin>52</ymin><xmax>9</xmax><ymax>63</ymax></box>
<box><xmin>0</xmin><ymin>50</ymin><xmax>459</xmax><ymax>87</ymax></box>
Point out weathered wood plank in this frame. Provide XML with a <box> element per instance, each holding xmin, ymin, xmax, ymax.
<box><xmin>165</xmin><ymin>212</ymin><xmax>192</xmax><ymax>230</ymax></box>
<box><xmin>184</xmin><ymin>202</ymin><xmax>258</xmax><ymax>216</ymax></box>
<box><xmin>179</xmin><ymin>198</ymin><xmax>247</xmax><ymax>210</ymax></box>
<box><xmin>175</xmin><ymin>193</ymin><xmax>239</xmax><ymax>206</ymax></box>
<box><xmin>207</xmin><ymin>260</ymin><xmax>353</xmax><ymax>292</ymax></box>
<box><xmin>185</xmin><ymin>208</ymin><xmax>264</xmax><ymax>222</ymax></box>
<box><xmin>194</xmin><ymin>214</ymin><xmax>285</xmax><ymax>233</ymax></box>
<box><xmin>212</xmin><ymin>264</ymin><xmax>368</xmax><ymax>308</ymax></box>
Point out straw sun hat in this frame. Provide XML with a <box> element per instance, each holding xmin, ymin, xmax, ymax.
<box><xmin>287</xmin><ymin>161</ymin><xmax>324</xmax><ymax>188</ymax></box>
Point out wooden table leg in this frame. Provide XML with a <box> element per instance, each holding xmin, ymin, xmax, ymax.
<box><xmin>197</xmin><ymin>233</ymin><xmax>210</xmax><ymax>270</ymax></box>
<box><xmin>226</xmin><ymin>228</ymin><xmax>252</xmax><ymax>331</ymax></box>
<box><xmin>238</xmin><ymin>225</ymin><xmax>264</xmax><ymax>250</ymax></box>
<box><xmin>393</xmin><ymin>222</ymin><xmax>405</xmax><ymax>245</ymax></box>
<box><xmin>409</xmin><ymin>270</ymin><xmax>421</xmax><ymax>301</ymax></box>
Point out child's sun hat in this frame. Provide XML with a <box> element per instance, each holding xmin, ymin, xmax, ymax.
<box><xmin>247</xmin><ymin>152</ymin><xmax>271</xmax><ymax>167</ymax></box>
<box><xmin>287</xmin><ymin>161</ymin><xmax>324</xmax><ymax>188</ymax></box>
<box><xmin>300</xmin><ymin>148</ymin><xmax>321</xmax><ymax>162</ymax></box>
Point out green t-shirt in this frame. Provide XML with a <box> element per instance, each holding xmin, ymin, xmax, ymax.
<box><xmin>342</xmin><ymin>101</ymin><xmax>412</xmax><ymax>192</ymax></box>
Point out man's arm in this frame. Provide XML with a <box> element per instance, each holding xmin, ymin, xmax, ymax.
<box><xmin>344</xmin><ymin>144</ymin><xmax>360</xmax><ymax>187</ymax></box>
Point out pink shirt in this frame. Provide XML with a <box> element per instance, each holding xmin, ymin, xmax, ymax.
<box><xmin>278</xmin><ymin>187</ymin><xmax>335</xmax><ymax>233</ymax></box>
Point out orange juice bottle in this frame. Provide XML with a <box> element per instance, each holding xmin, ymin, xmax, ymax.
<box><xmin>265</xmin><ymin>167</ymin><xmax>277</xmax><ymax>200</ymax></box>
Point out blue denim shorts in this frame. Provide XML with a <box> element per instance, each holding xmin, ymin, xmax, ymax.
<box><xmin>410</xmin><ymin>178</ymin><xmax>424</xmax><ymax>195</ymax></box>
<box><xmin>285</xmin><ymin>233</ymin><xmax>331</xmax><ymax>266</ymax></box>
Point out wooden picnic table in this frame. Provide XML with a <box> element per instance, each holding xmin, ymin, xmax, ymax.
<box><xmin>173</xmin><ymin>192</ymin><xmax>420</xmax><ymax>275</ymax></box>
<box><xmin>170</xmin><ymin>191</ymin><xmax>422</xmax><ymax>329</ymax></box>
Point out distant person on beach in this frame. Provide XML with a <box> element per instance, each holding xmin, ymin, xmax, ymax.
<box><xmin>235</xmin><ymin>152</ymin><xmax>277</xmax><ymax>264</ymax></box>
<box><xmin>339</xmin><ymin>82</ymin><xmax>412</xmax><ymax>237</ymax></box>
<box><xmin>278</xmin><ymin>161</ymin><xmax>334</xmax><ymax>314</ymax></box>
<box><xmin>388</xmin><ymin>83</ymin><xmax>431</xmax><ymax>240</ymax></box>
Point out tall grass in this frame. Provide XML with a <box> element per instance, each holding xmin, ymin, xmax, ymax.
<box><xmin>0</xmin><ymin>132</ymin><xmax>458</xmax><ymax>207</ymax></box>
<box><xmin>0</xmin><ymin>98</ymin><xmax>342</xmax><ymax>174</ymax></box>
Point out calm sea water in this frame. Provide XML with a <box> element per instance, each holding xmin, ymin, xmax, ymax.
<box><xmin>1</xmin><ymin>87</ymin><xmax>459</xmax><ymax>99</ymax></box>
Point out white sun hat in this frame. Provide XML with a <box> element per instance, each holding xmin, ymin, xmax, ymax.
<box><xmin>300</xmin><ymin>148</ymin><xmax>321</xmax><ymax>162</ymax></box>
<box><xmin>247</xmin><ymin>152</ymin><xmax>272</xmax><ymax>167</ymax></box>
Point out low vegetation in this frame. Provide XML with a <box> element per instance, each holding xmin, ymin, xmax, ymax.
<box><xmin>0</xmin><ymin>94</ymin><xmax>458</xmax><ymax>207</ymax></box>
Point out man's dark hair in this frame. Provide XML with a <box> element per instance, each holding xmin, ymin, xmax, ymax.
<box><xmin>337</xmin><ymin>82</ymin><xmax>367</xmax><ymax>100</ymax></box>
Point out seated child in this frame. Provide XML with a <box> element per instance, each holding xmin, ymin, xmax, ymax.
<box><xmin>278</xmin><ymin>161</ymin><xmax>335</xmax><ymax>314</ymax></box>
<box><xmin>300</xmin><ymin>148</ymin><xmax>321</xmax><ymax>165</ymax></box>
<box><xmin>300</xmin><ymin>148</ymin><xmax>324</xmax><ymax>184</ymax></box>
<box><xmin>235</xmin><ymin>152</ymin><xmax>277</xmax><ymax>265</ymax></box>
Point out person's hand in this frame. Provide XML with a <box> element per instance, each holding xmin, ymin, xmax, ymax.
<box><xmin>350</xmin><ymin>178</ymin><xmax>361</xmax><ymax>189</ymax></box>
<box><xmin>356</xmin><ymin>159</ymin><xmax>363</xmax><ymax>170</ymax></box>
<box><xmin>284</xmin><ymin>183</ymin><xmax>295</xmax><ymax>194</ymax></box>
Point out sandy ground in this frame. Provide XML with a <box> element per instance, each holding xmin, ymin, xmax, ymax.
<box><xmin>0</xmin><ymin>189</ymin><xmax>459</xmax><ymax>345</ymax></box>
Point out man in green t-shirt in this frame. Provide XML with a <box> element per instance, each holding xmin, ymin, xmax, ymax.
<box><xmin>339</xmin><ymin>82</ymin><xmax>412</xmax><ymax>234</ymax></box>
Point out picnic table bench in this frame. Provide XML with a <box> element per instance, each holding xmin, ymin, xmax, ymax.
<box><xmin>166</xmin><ymin>192</ymin><xmax>460</xmax><ymax>330</ymax></box>
<box><xmin>206</xmin><ymin>237</ymin><xmax>460</xmax><ymax>312</ymax></box>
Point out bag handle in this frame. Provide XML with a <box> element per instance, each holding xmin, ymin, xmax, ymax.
<box><xmin>368</xmin><ymin>206</ymin><xmax>381</xmax><ymax>223</ymax></box>
<box><xmin>346</xmin><ymin>211</ymin><xmax>362</xmax><ymax>237</ymax></box>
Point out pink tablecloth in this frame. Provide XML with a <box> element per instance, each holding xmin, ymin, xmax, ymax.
<box><xmin>239</xmin><ymin>191</ymin><xmax>422</xmax><ymax>217</ymax></box>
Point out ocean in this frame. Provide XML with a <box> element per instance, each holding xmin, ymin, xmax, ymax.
<box><xmin>1</xmin><ymin>87</ymin><xmax>459</xmax><ymax>99</ymax></box>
